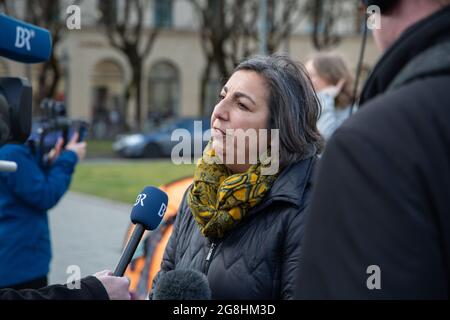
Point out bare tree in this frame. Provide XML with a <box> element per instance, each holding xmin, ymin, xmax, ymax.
<box><xmin>26</xmin><ymin>1</ymin><xmax>64</xmax><ymax>109</ymax></box>
<box><xmin>265</xmin><ymin>0</ymin><xmax>313</xmax><ymax>53</ymax></box>
<box><xmin>311</xmin><ymin>0</ymin><xmax>360</xmax><ymax>50</ymax></box>
<box><xmin>98</xmin><ymin>0</ymin><xmax>160</xmax><ymax>130</ymax></box>
<box><xmin>190</xmin><ymin>0</ymin><xmax>312</xmax><ymax>115</ymax></box>
<box><xmin>189</xmin><ymin>0</ymin><xmax>243</xmax><ymax>115</ymax></box>
<box><xmin>0</xmin><ymin>0</ymin><xmax>13</xmax><ymax>15</ymax></box>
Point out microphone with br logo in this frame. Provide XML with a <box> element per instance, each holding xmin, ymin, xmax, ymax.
<box><xmin>0</xmin><ymin>13</ymin><xmax>52</xmax><ymax>63</ymax></box>
<box><xmin>113</xmin><ymin>186</ymin><xmax>168</xmax><ymax>277</ymax></box>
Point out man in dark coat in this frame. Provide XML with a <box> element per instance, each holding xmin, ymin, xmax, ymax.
<box><xmin>296</xmin><ymin>0</ymin><xmax>450</xmax><ymax>299</ymax></box>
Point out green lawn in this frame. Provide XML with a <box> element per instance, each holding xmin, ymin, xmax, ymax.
<box><xmin>70</xmin><ymin>160</ymin><xmax>196</xmax><ymax>204</ymax></box>
<box><xmin>85</xmin><ymin>139</ymin><xmax>115</xmax><ymax>158</ymax></box>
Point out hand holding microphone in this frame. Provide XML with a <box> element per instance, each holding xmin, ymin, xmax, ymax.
<box><xmin>93</xmin><ymin>270</ymin><xmax>132</xmax><ymax>300</ymax></box>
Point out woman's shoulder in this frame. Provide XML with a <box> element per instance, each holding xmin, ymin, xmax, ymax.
<box><xmin>254</xmin><ymin>157</ymin><xmax>316</xmax><ymax>220</ymax></box>
<box><xmin>175</xmin><ymin>184</ymin><xmax>194</xmax><ymax>222</ymax></box>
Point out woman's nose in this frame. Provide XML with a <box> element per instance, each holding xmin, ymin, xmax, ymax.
<box><xmin>212</xmin><ymin>99</ymin><xmax>229</xmax><ymax>122</ymax></box>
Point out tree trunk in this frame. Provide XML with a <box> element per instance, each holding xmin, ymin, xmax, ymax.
<box><xmin>200</xmin><ymin>59</ymin><xmax>212</xmax><ymax>116</ymax></box>
<box><xmin>122</xmin><ymin>84</ymin><xmax>132</xmax><ymax>130</ymax></box>
<box><xmin>215</xmin><ymin>46</ymin><xmax>230</xmax><ymax>81</ymax></box>
<box><xmin>35</xmin><ymin>63</ymin><xmax>49</xmax><ymax>114</ymax></box>
<box><xmin>131</xmin><ymin>63</ymin><xmax>143</xmax><ymax>131</ymax></box>
<box><xmin>47</xmin><ymin>53</ymin><xmax>61</xmax><ymax>100</ymax></box>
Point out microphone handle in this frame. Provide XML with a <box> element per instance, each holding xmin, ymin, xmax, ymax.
<box><xmin>0</xmin><ymin>160</ymin><xmax>18</xmax><ymax>172</ymax></box>
<box><xmin>113</xmin><ymin>224</ymin><xmax>145</xmax><ymax>276</ymax></box>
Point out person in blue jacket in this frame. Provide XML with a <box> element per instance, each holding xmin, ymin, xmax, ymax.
<box><xmin>0</xmin><ymin>132</ymin><xmax>86</xmax><ymax>289</ymax></box>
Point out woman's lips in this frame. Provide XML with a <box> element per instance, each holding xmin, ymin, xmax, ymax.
<box><xmin>212</xmin><ymin>127</ymin><xmax>226</xmax><ymax>137</ymax></box>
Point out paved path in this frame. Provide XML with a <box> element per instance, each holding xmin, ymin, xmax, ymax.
<box><xmin>48</xmin><ymin>191</ymin><xmax>131</xmax><ymax>285</ymax></box>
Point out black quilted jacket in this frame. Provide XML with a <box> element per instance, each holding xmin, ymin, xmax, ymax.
<box><xmin>152</xmin><ymin>157</ymin><xmax>316</xmax><ymax>299</ymax></box>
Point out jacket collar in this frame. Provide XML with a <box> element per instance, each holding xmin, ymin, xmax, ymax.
<box><xmin>360</xmin><ymin>5</ymin><xmax>450</xmax><ymax>104</ymax></box>
<box><xmin>248</xmin><ymin>157</ymin><xmax>316</xmax><ymax>215</ymax></box>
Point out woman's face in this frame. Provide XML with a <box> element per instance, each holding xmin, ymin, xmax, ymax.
<box><xmin>305</xmin><ymin>60</ymin><xmax>330</xmax><ymax>91</ymax></box>
<box><xmin>210</xmin><ymin>70</ymin><xmax>270</xmax><ymax>173</ymax></box>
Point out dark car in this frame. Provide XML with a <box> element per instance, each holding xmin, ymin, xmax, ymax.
<box><xmin>112</xmin><ymin>117</ymin><xmax>211</xmax><ymax>158</ymax></box>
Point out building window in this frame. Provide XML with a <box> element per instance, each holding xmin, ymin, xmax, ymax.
<box><xmin>147</xmin><ymin>61</ymin><xmax>179</xmax><ymax>128</ymax></box>
<box><xmin>154</xmin><ymin>0</ymin><xmax>173</xmax><ymax>28</ymax></box>
<box><xmin>90</xmin><ymin>59</ymin><xmax>125</xmax><ymax>138</ymax></box>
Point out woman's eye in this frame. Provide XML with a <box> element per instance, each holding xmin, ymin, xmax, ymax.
<box><xmin>238</xmin><ymin>102</ymin><xmax>249</xmax><ymax>111</ymax></box>
<box><xmin>218</xmin><ymin>94</ymin><xmax>225</xmax><ymax>101</ymax></box>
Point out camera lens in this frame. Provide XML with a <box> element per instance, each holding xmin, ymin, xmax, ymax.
<box><xmin>54</xmin><ymin>102</ymin><xmax>66</xmax><ymax>117</ymax></box>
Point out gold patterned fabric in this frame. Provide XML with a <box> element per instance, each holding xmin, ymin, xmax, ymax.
<box><xmin>187</xmin><ymin>141</ymin><xmax>278</xmax><ymax>238</ymax></box>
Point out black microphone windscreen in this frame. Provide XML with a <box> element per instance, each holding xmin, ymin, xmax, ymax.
<box><xmin>152</xmin><ymin>269</ymin><xmax>212</xmax><ymax>300</ymax></box>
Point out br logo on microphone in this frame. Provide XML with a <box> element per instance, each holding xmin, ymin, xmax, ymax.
<box><xmin>15</xmin><ymin>26</ymin><xmax>35</xmax><ymax>51</ymax></box>
<box><xmin>158</xmin><ymin>203</ymin><xmax>167</xmax><ymax>218</ymax></box>
<box><xmin>134</xmin><ymin>193</ymin><xmax>147</xmax><ymax>207</ymax></box>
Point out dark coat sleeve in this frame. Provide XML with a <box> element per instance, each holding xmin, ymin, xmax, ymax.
<box><xmin>0</xmin><ymin>276</ymin><xmax>109</xmax><ymax>300</ymax></box>
<box><xmin>295</xmin><ymin>125</ymin><xmax>449</xmax><ymax>299</ymax></box>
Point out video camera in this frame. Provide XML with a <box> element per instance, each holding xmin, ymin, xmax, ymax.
<box><xmin>0</xmin><ymin>13</ymin><xmax>87</xmax><ymax>171</ymax></box>
<box><xmin>30</xmin><ymin>99</ymin><xmax>89</xmax><ymax>166</ymax></box>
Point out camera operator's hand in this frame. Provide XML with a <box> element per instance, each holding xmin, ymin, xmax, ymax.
<box><xmin>47</xmin><ymin>137</ymin><xmax>64</xmax><ymax>164</ymax></box>
<box><xmin>65</xmin><ymin>132</ymin><xmax>87</xmax><ymax>161</ymax></box>
<box><xmin>93</xmin><ymin>270</ymin><xmax>131</xmax><ymax>300</ymax></box>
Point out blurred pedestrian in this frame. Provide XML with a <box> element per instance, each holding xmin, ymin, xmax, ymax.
<box><xmin>305</xmin><ymin>52</ymin><xmax>355</xmax><ymax>141</ymax></box>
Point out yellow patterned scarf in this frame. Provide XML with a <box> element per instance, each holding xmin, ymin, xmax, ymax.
<box><xmin>187</xmin><ymin>142</ymin><xmax>278</xmax><ymax>238</ymax></box>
